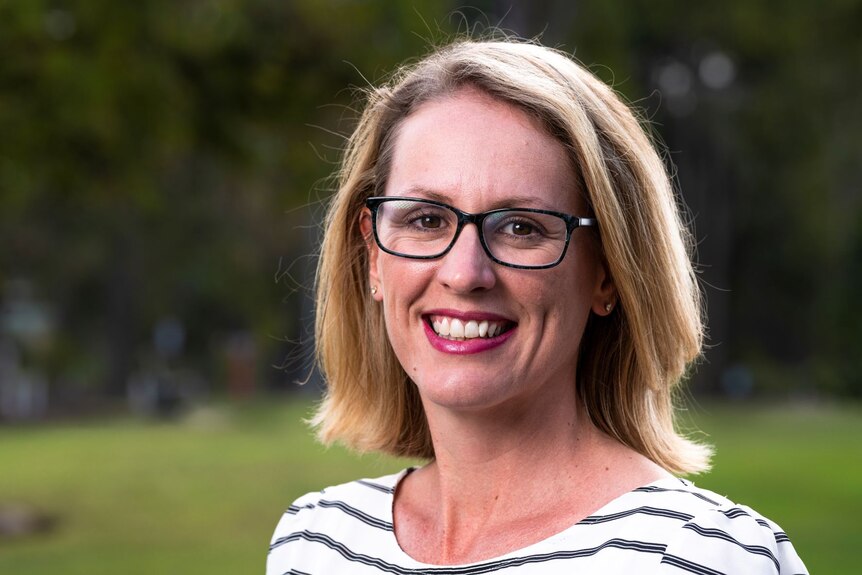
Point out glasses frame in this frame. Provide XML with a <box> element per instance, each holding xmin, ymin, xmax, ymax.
<box><xmin>364</xmin><ymin>196</ymin><xmax>598</xmax><ymax>270</ymax></box>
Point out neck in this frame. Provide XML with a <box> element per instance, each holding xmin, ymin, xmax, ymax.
<box><xmin>396</xmin><ymin>390</ymin><xmax>669</xmax><ymax>564</ymax></box>
<box><xmin>432</xmin><ymin>388</ymin><xmax>585</xmax><ymax>464</ymax></box>
<box><xmin>423</xmin><ymin>389</ymin><xmax>602</xmax><ymax>505</ymax></box>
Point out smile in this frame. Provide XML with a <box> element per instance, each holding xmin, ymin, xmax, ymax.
<box><xmin>427</xmin><ymin>315</ymin><xmax>514</xmax><ymax>341</ymax></box>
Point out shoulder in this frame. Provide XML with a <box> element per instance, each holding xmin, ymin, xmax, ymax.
<box><xmin>266</xmin><ymin>470</ymin><xmax>405</xmax><ymax>574</ymax></box>
<box><xmin>634</xmin><ymin>479</ymin><xmax>809</xmax><ymax>574</ymax></box>
<box><xmin>268</xmin><ymin>470</ymin><xmax>402</xmax><ymax>543</ymax></box>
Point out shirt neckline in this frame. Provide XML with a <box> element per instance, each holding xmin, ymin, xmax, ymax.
<box><xmin>382</xmin><ymin>468</ymin><xmax>690</xmax><ymax>568</ymax></box>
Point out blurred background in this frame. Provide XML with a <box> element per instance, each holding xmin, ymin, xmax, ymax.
<box><xmin>1</xmin><ymin>0</ymin><xmax>859</xmax><ymax>573</ymax></box>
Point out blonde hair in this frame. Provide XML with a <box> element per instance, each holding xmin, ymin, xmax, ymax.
<box><xmin>312</xmin><ymin>39</ymin><xmax>711</xmax><ymax>475</ymax></box>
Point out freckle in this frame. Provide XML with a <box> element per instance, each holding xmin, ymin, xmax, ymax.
<box><xmin>494</xmin><ymin>495</ymin><xmax>499</xmax><ymax>500</ymax></box>
<box><xmin>605</xmin><ymin>467</ymin><xmax>609</xmax><ymax>471</ymax></box>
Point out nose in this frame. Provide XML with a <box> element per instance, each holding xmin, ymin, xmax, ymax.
<box><xmin>436</xmin><ymin>223</ymin><xmax>497</xmax><ymax>293</ymax></box>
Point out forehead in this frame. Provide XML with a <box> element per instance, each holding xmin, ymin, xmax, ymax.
<box><xmin>385</xmin><ymin>88</ymin><xmax>581</xmax><ymax>213</ymax></box>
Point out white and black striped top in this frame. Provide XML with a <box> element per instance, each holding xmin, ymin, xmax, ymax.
<box><xmin>267</xmin><ymin>469</ymin><xmax>808</xmax><ymax>574</ymax></box>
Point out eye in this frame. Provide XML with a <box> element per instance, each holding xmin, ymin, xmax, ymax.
<box><xmin>507</xmin><ymin>221</ymin><xmax>535</xmax><ymax>236</ymax></box>
<box><xmin>383</xmin><ymin>201</ymin><xmax>450</xmax><ymax>228</ymax></box>
<box><xmin>497</xmin><ymin>217</ymin><xmax>545</xmax><ymax>238</ymax></box>
<box><xmin>414</xmin><ymin>214</ymin><xmax>443</xmax><ymax>229</ymax></box>
<box><xmin>397</xmin><ymin>204</ymin><xmax>452</xmax><ymax>232</ymax></box>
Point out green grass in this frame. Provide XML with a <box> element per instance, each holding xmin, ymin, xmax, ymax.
<box><xmin>689</xmin><ymin>402</ymin><xmax>862</xmax><ymax>574</ymax></box>
<box><xmin>0</xmin><ymin>399</ymin><xmax>858</xmax><ymax>573</ymax></box>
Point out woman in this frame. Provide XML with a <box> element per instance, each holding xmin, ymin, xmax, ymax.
<box><xmin>268</xmin><ymin>39</ymin><xmax>808</xmax><ymax>573</ymax></box>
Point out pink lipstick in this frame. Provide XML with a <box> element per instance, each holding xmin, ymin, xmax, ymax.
<box><xmin>422</xmin><ymin>310</ymin><xmax>516</xmax><ymax>355</ymax></box>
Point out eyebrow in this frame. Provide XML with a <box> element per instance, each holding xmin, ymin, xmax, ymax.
<box><xmin>397</xmin><ymin>186</ymin><xmax>564</xmax><ymax>212</ymax></box>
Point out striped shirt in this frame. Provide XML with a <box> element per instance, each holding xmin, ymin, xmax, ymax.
<box><xmin>267</xmin><ymin>469</ymin><xmax>808</xmax><ymax>574</ymax></box>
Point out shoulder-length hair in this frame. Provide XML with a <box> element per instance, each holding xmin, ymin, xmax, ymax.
<box><xmin>311</xmin><ymin>39</ymin><xmax>711</xmax><ymax>475</ymax></box>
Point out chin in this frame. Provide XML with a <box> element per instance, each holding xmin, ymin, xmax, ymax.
<box><xmin>414</xmin><ymin>374</ymin><xmax>521</xmax><ymax>412</ymax></box>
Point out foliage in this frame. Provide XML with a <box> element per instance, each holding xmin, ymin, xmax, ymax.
<box><xmin>567</xmin><ymin>0</ymin><xmax>862</xmax><ymax>395</ymax></box>
<box><xmin>0</xmin><ymin>0</ymin><xmax>454</xmax><ymax>394</ymax></box>
<box><xmin>0</xmin><ymin>0</ymin><xmax>859</xmax><ymax>398</ymax></box>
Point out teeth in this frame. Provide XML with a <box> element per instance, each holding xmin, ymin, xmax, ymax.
<box><xmin>438</xmin><ymin>317</ymin><xmax>450</xmax><ymax>336</ymax></box>
<box><xmin>464</xmin><ymin>321</ymin><xmax>479</xmax><ymax>338</ymax></box>
<box><xmin>449</xmin><ymin>318</ymin><xmax>464</xmax><ymax>338</ymax></box>
<box><xmin>429</xmin><ymin>316</ymin><xmax>509</xmax><ymax>340</ymax></box>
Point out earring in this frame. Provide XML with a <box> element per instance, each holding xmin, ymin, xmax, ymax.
<box><xmin>371</xmin><ymin>286</ymin><xmax>378</xmax><ymax>295</ymax></box>
<box><xmin>604</xmin><ymin>302</ymin><xmax>613</xmax><ymax>313</ymax></box>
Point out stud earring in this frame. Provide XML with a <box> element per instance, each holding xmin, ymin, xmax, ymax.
<box><xmin>371</xmin><ymin>286</ymin><xmax>378</xmax><ymax>295</ymax></box>
<box><xmin>604</xmin><ymin>302</ymin><xmax>613</xmax><ymax>313</ymax></box>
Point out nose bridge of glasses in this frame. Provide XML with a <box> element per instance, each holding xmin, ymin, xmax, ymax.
<box><xmin>447</xmin><ymin>210</ymin><xmax>493</xmax><ymax>259</ymax></box>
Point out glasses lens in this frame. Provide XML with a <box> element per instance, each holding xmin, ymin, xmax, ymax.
<box><xmin>483</xmin><ymin>210</ymin><xmax>568</xmax><ymax>267</ymax></box>
<box><xmin>375</xmin><ymin>199</ymin><xmax>457</xmax><ymax>257</ymax></box>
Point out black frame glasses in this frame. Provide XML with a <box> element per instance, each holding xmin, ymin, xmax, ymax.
<box><xmin>364</xmin><ymin>196</ymin><xmax>597</xmax><ymax>270</ymax></box>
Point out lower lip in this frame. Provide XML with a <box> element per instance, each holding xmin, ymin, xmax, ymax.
<box><xmin>423</xmin><ymin>320</ymin><xmax>516</xmax><ymax>355</ymax></box>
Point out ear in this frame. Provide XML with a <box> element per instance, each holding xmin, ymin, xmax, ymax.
<box><xmin>590</xmin><ymin>256</ymin><xmax>617</xmax><ymax>316</ymax></box>
<box><xmin>359</xmin><ymin>208</ymin><xmax>383</xmax><ymax>302</ymax></box>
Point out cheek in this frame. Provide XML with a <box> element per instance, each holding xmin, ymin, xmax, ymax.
<box><xmin>378</xmin><ymin>258</ymin><xmax>435</xmax><ymax>323</ymax></box>
<box><xmin>377</xmin><ymin>260</ymin><xmax>438</xmax><ymax>375</ymax></box>
<box><xmin>527</xmin><ymin>266</ymin><xmax>593</xmax><ymax>329</ymax></box>
<box><xmin>539</xmin><ymin>277</ymin><xmax>594</xmax><ymax>370</ymax></box>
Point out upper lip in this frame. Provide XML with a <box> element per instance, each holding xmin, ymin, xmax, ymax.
<box><xmin>422</xmin><ymin>308</ymin><xmax>515</xmax><ymax>323</ymax></box>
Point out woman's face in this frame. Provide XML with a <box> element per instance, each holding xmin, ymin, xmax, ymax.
<box><xmin>362</xmin><ymin>88</ymin><xmax>614</xmax><ymax>414</ymax></box>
